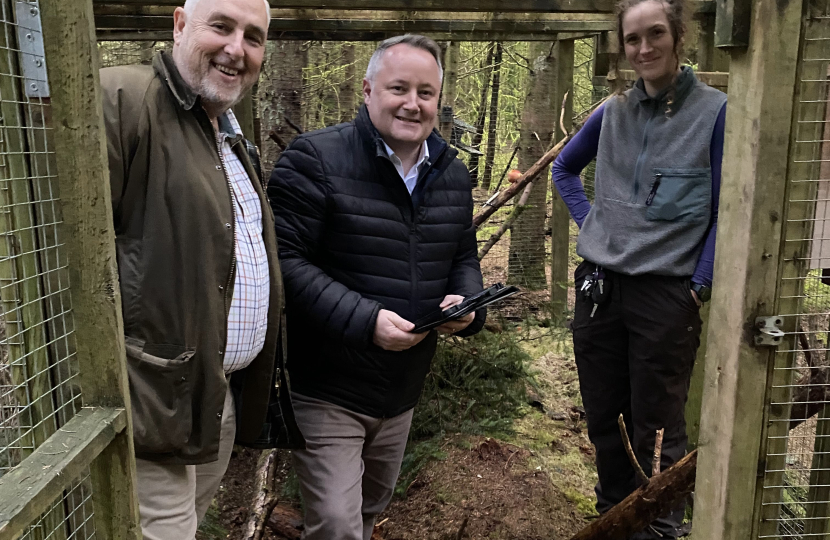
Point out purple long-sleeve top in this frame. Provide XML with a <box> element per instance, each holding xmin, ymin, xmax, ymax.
<box><xmin>551</xmin><ymin>102</ymin><xmax>727</xmax><ymax>287</ymax></box>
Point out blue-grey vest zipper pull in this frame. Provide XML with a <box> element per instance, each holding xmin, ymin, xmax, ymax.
<box><xmin>645</xmin><ymin>173</ymin><xmax>663</xmax><ymax>206</ymax></box>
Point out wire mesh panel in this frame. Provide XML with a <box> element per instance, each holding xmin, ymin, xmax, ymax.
<box><xmin>0</xmin><ymin>1</ymin><xmax>96</xmax><ymax>538</ymax></box>
<box><xmin>756</xmin><ymin>2</ymin><xmax>830</xmax><ymax>537</ymax></box>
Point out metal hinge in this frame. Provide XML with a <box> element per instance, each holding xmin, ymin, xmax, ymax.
<box><xmin>15</xmin><ymin>2</ymin><xmax>49</xmax><ymax>98</ymax></box>
<box><xmin>755</xmin><ymin>316</ymin><xmax>784</xmax><ymax>347</ymax></box>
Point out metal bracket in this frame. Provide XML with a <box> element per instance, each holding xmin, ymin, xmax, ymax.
<box><xmin>15</xmin><ymin>2</ymin><xmax>49</xmax><ymax>99</ymax></box>
<box><xmin>755</xmin><ymin>316</ymin><xmax>785</xmax><ymax>347</ymax></box>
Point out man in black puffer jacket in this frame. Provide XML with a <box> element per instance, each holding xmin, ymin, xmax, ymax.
<box><xmin>268</xmin><ymin>34</ymin><xmax>485</xmax><ymax>540</ymax></box>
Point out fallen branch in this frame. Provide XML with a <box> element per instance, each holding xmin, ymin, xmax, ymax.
<box><xmin>456</xmin><ymin>516</ymin><xmax>469</xmax><ymax>540</ymax></box>
<box><xmin>472</xmin><ymin>96</ymin><xmax>605</xmax><ymax>229</ymax></box>
<box><xmin>243</xmin><ymin>449</ymin><xmax>282</xmax><ymax>540</ymax></box>
<box><xmin>477</xmin><ymin>181</ymin><xmax>535</xmax><ymax>259</ymax></box>
<box><xmin>618</xmin><ymin>414</ymin><xmax>649</xmax><ymax>486</ymax></box>
<box><xmin>284</xmin><ymin>115</ymin><xmax>304</xmax><ymax>135</ymax></box>
<box><xmin>568</xmin><ymin>450</ymin><xmax>698</xmax><ymax>540</ymax></box>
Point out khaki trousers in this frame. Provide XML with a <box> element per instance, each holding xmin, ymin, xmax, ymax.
<box><xmin>291</xmin><ymin>393</ymin><xmax>414</xmax><ymax>540</ymax></box>
<box><xmin>135</xmin><ymin>386</ymin><xmax>236</xmax><ymax>540</ymax></box>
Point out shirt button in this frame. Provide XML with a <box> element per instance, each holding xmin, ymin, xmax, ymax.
<box><xmin>216</xmin><ymin>412</ymin><xmax>222</xmax><ymax>419</ymax></box>
<box><xmin>225</xmin><ymin>223</ymin><xmax>231</xmax><ymax>229</ymax></box>
<box><xmin>218</xmin><ymin>350</ymin><xmax>224</xmax><ymax>356</ymax></box>
<box><xmin>215</xmin><ymin>165</ymin><xmax>222</xmax><ymax>170</ymax></box>
<box><xmin>219</xmin><ymin>285</ymin><xmax>224</xmax><ymax>291</ymax></box>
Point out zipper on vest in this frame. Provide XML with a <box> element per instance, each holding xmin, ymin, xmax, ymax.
<box><xmin>645</xmin><ymin>173</ymin><xmax>662</xmax><ymax>206</ymax></box>
<box><xmin>631</xmin><ymin>101</ymin><xmax>661</xmax><ymax>203</ymax></box>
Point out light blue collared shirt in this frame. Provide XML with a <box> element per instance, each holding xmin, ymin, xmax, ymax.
<box><xmin>381</xmin><ymin>140</ymin><xmax>430</xmax><ymax>194</ymax></box>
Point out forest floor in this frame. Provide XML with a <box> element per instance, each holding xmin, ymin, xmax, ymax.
<box><xmin>196</xmin><ymin>324</ymin><xmax>599</xmax><ymax>540</ymax></box>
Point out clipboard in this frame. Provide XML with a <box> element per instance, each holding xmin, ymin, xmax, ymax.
<box><xmin>410</xmin><ymin>283</ymin><xmax>520</xmax><ymax>333</ymax></box>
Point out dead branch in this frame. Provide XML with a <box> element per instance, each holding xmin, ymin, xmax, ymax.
<box><xmin>652</xmin><ymin>429</ymin><xmax>664</xmax><ymax>477</ymax></box>
<box><xmin>559</xmin><ymin>91</ymin><xmax>570</xmax><ymax>138</ymax></box>
<box><xmin>267</xmin><ymin>504</ymin><xmax>303</xmax><ymax>539</ymax></box>
<box><xmin>477</xmin><ymin>181</ymin><xmax>535</xmax><ymax>259</ymax></box>
<box><xmin>473</xmin><ymin>97</ymin><xmax>606</xmax><ymax>229</ymax></box>
<box><xmin>618</xmin><ymin>414</ymin><xmax>649</xmax><ymax>486</ymax></box>
<box><xmin>284</xmin><ymin>115</ymin><xmax>304</xmax><ymax>135</ymax></box>
<box><xmin>568</xmin><ymin>450</ymin><xmax>698</xmax><ymax>540</ymax></box>
<box><xmin>243</xmin><ymin>449</ymin><xmax>282</xmax><ymax>540</ymax></box>
<box><xmin>268</xmin><ymin>130</ymin><xmax>288</xmax><ymax>151</ymax></box>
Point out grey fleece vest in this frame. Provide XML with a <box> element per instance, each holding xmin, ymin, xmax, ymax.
<box><xmin>577</xmin><ymin>68</ymin><xmax>727</xmax><ymax>277</ymax></box>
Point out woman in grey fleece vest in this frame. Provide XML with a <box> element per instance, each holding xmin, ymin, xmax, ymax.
<box><xmin>551</xmin><ymin>0</ymin><xmax>727</xmax><ymax>537</ymax></box>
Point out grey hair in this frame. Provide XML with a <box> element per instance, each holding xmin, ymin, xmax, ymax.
<box><xmin>365</xmin><ymin>34</ymin><xmax>443</xmax><ymax>83</ymax></box>
<box><xmin>183</xmin><ymin>0</ymin><xmax>272</xmax><ymax>25</ymax></box>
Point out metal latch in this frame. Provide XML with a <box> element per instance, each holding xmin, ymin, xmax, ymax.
<box><xmin>755</xmin><ymin>316</ymin><xmax>784</xmax><ymax>347</ymax></box>
<box><xmin>15</xmin><ymin>2</ymin><xmax>49</xmax><ymax>98</ymax></box>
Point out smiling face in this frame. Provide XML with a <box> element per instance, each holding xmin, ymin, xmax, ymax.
<box><xmin>362</xmin><ymin>44</ymin><xmax>441</xmax><ymax>156</ymax></box>
<box><xmin>172</xmin><ymin>0</ymin><xmax>268</xmax><ymax>119</ymax></box>
<box><xmin>621</xmin><ymin>0</ymin><xmax>678</xmax><ymax>96</ymax></box>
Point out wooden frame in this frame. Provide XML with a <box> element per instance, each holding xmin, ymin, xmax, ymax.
<box><xmin>0</xmin><ymin>1</ymin><xmax>140</xmax><ymax>539</ymax></box>
<box><xmin>692</xmin><ymin>0</ymin><xmax>804</xmax><ymax>535</ymax></box>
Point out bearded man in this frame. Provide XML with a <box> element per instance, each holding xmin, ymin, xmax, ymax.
<box><xmin>99</xmin><ymin>0</ymin><xmax>302</xmax><ymax>538</ymax></box>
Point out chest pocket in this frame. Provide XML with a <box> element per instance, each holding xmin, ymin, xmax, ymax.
<box><xmin>646</xmin><ymin>167</ymin><xmax>711</xmax><ymax>222</ymax></box>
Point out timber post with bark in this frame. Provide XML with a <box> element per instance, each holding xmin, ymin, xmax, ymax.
<box><xmin>439</xmin><ymin>41</ymin><xmax>460</xmax><ymax>140</ymax></box>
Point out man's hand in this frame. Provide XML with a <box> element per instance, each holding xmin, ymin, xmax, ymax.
<box><xmin>373</xmin><ymin>309</ymin><xmax>428</xmax><ymax>351</ymax></box>
<box><xmin>435</xmin><ymin>294</ymin><xmax>475</xmax><ymax>335</ymax></box>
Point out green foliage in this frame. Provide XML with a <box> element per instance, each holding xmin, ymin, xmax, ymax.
<box><xmin>196</xmin><ymin>501</ymin><xmax>227</xmax><ymax>540</ymax></box>
<box><xmin>410</xmin><ymin>328</ymin><xmax>532</xmax><ymax>441</ymax></box>
<box><xmin>395</xmin><ymin>438</ymin><xmax>448</xmax><ymax>497</ymax></box>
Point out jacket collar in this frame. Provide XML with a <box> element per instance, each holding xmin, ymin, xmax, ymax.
<box><xmin>153</xmin><ymin>51</ymin><xmax>200</xmax><ymax>111</ymax></box>
<box><xmin>354</xmin><ymin>104</ymin><xmax>450</xmax><ymax>166</ymax></box>
<box><xmin>630</xmin><ymin>65</ymin><xmax>697</xmax><ymax>113</ymax></box>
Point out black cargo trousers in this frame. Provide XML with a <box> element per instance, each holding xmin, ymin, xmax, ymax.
<box><xmin>572</xmin><ymin>260</ymin><xmax>702</xmax><ymax>539</ymax></box>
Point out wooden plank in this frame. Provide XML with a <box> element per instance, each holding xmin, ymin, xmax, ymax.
<box><xmin>550</xmin><ymin>39</ymin><xmax>573</xmax><ymax>317</ymax></box>
<box><xmin>684</xmin><ymin>304</ymin><xmax>709</xmax><ymax>450</ymax></box>
<box><xmin>98</xmin><ymin>29</ymin><xmax>605</xmax><ymax>41</ymax></box>
<box><xmin>0</xmin><ymin>407</ymin><xmax>126</xmax><ymax>540</ymax></box>
<box><xmin>91</xmin><ymin>0</ymin><xmax>717</xmax><ymax>14</ymax></box>
<box><xmin>691</xmin><ymin>0</ymin><xmax>804</xmax><ymax>535</ymax></box>
<box><xmin>715</xmin><ymin>0</ymin><xmax>751</xmax><ymax>48</ymax></box>
<box><xmin>93</xmin><ymin>14</ymin><xmax>619</xmax><ymax>37</ymax></box>
<box><xmin>39</xmin><ymin>1</ymin><xmax>141</xmax><ymax>539</ymax></box>
<box><xmin>616</xmin><ymin>69</ymin><xmax>728</xmax><ymax>89</ymax></box>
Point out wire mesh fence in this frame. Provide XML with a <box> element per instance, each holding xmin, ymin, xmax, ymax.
<box><xmin>756</xmin><ymin>2</ymin><xmax>830</xmax><ymax>537</ymax></box>
<box><xmin>0</xmin><ymin>1</ymin><xmax>97</xmax><ymax>538</ymax></box>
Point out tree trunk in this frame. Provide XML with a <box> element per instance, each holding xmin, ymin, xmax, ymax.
<box><xmin>469</xmin><ymin>44</ymin><xmax>495</xmax><ymax>185</ymax></box>
<box><xmin>480</xmin><ymin>42</ymin><xmax>503</xmax><ymax>191</ymax></box>
<box><xmin>439</xmin><ymin>41</ymin><xmax>460</xmax><ymax>140</ymax></box>
<box><xmin>508</xmin><ymin>42</ymin><xmax>558</xmax><ymax>290</ymax></box>
<box><xmin>339</xmin><ymin>42</ymin><xmax>357</xmax><ymax>123</ymax></box>
<box><xmin>261</xmin><ymin>41</ymin><xmax>306</xmax><ymax>172</ymax></box>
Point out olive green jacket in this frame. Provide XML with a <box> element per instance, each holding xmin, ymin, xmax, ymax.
<box><xmin>100</xmin><ymin>51</ymin><xmax>291</xmax><ymax>464</ymax></box>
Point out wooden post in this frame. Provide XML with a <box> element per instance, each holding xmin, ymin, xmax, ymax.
<box><xmin>39</xmin><ymin>1</ymin><xmax>141</xmax><ymax>539</ymax></box>
<box><xmin>550</xmin><ymin>39</ymin><xmax>574</xmax><ymax>318</ymax></box>
<box><xmin>692</xmin><ymin>0</ymin><xmax>804</xmax><ymax>536</ymax></box>
<box><xmin>715</xmin><ymin>0</ymin><xmax>752</xmax><ymax>48</ymax></box>
<box><xmin>439</xmin><ymin>41</ymin><xmax>459</xmax><ymax>141</ymax></box>
<box><xmin>480</xmin><ymin>42</ymin><xmax>502</xmax><ymax>191</ymax></box>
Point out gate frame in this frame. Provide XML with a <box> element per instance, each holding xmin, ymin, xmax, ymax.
<box><xmin>0</xmin><ymin>1</ymin><xmax>140</xmax><ymax>539</ymax></box>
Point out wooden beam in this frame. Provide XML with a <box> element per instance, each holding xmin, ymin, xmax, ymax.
<box><xmin>93</xmin><ymin>13</ymin><xmax>618</xmax><ymax>38</ymax></box>
<box><xmin>39</xmin><ymin>1</ymin><xmax>141</xmax><ymax>539</ymax></box>
<box><xmin>91</xmin><ymin>0</ymin><xmax>717</xmax><ymax>14</ymax></box>
<box><xmin>691</xmin><ymin>0</ymin><xmax>804</xmax><ymax>536</ymax></box>
<box><xmin>0</xmin><ymin>407</ymin><xmax>127</xmax><ymax>540</ymax></box>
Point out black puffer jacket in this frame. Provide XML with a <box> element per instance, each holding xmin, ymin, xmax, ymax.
<box><xmin>269</xmin><ymin>106</ymin><xmax>485</xmax><ymax>417</ymax></box>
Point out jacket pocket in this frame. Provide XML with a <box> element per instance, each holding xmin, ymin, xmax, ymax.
<box><xmin>125</xmin><ymin>337</ymin><xmax>196</xmax><ymax>455</ymax></box>
<box><xmin>645</xmin><ymin>168</ymin><xmax>710</xmax><ymax>222</ymax></box>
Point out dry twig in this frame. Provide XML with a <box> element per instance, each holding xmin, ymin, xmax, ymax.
<box><xmin>617</xmin><ymin>414</ymin><xmax>649</xmax><ymax>486</ymax></box>
<box><xmin>652</xmin><ymin>428</ymin><xmax>664</xmax><ymax>477</ymax></box>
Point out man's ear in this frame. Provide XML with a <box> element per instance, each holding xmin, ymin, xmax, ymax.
<box><xmin>362</xmin><ymin>78</ymin><xmax>372</xmax><ymax>105</ymax></box>
<box><xmin>173</xmin><ymin>7</ymin><xmax>186</xmax><ymax>45</ymax></box>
